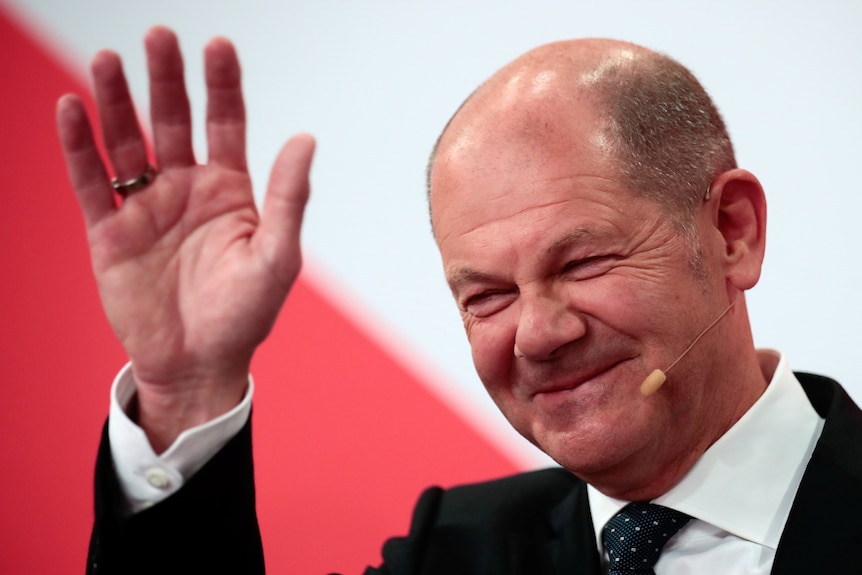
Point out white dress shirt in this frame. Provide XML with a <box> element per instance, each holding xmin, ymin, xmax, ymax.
<box><xmin>588</xmin><ymin>350</ymin><xmax>824</xmax><ymax>574</ymax></box>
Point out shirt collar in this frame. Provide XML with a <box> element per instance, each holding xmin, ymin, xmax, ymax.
<box><xmin>588</xmin><ymin>350</ymin><xmax>824</xmax><ymax>550</ymax></box>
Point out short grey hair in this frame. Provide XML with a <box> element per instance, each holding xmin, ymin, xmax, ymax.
<box><xmin>592</xmin><ymin>51</ymin><xmax>737</xmax><ymax>232</ymax></box>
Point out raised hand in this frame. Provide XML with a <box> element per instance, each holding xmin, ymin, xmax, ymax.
<box><xmin>56</xmin><ymin>26</ymin><xmax>315</xmax><ymax>452</ymax></box>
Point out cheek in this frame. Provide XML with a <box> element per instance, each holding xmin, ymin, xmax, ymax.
<box><xmin>572</xmin><ymin>279</ymin><xmax>678</xmax><ymax>362</ymax></box>
<box><xmin>465</xmin><ymin>317</ymin><xmax>516</xmax><ymax>394</ymax></box>
<box><xmin>574</xmin><ymin>280</ymin><xmax>646</xmax><ymax>331</ymax></box>
<box><xmin>576</xmin><ymin>269</ymin><xmax>714</xmax><ymax>371</ymax></box>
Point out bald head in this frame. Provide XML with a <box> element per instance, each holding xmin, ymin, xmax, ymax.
<box><xmin>428</xmin><ymin>39</ymin><xmax>736</xmax><ymax>233</ymax></box>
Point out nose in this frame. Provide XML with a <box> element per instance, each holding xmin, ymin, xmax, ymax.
<box><xmin>513</xmin><ymin>290</ymin><xmax>587</xmax><ymax>361</ymax></box>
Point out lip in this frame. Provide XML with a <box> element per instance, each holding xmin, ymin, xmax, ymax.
<box><xmin>528</xmin><ymin>358</ymin><xmax>630</xmax><ymax>399</ymax></box>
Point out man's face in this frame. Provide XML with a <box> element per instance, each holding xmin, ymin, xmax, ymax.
<box><xmin>430</xmin><ymin>97</ymin><xmax>730</xmax><ymax>490</ymax></box>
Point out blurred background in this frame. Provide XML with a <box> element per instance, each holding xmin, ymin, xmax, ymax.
<box><xmin>2</xmin><ymin>1</ymin><xmax>860</xmax><ymax>572</ymax></box>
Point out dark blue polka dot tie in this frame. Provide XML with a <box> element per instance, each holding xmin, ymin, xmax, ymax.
<box><xmin>602</xmin><ymin>502</ymin><xmax>691</xmax><ymax>574</ymax></box>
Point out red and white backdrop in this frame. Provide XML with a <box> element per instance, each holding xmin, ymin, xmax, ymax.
<box><xmin>1</xmin><ymin>1</ymin><xmax>860</xmax><ymax>572</ymax></box>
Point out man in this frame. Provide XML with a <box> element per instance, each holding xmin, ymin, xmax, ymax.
<box><xmin>58</xmin><ymin>26</ymin><xmax>862</xmax><ymax>575</ymax></box>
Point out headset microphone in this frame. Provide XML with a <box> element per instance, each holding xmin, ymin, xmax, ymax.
<box><xmin>640</xmin><ymin>295</ymin><xmax>739</xmax><ymax>397</ymax></box>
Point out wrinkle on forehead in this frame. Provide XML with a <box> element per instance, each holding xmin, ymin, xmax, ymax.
<box><xmin>434</xmin><ymin>170</ymin><xmax>629</xmax><ymax>248</ymax></box>
<box><xmin>437</xmin><ymin>196</ymin><xmax>576</xmax><ymax>246</ymax></box>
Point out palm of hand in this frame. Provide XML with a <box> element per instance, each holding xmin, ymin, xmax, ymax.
<box><xmin>57</xmin><ymin>26</ymin><xmax>314</xmax><ymax>446</ymax></box>
<box><xmin>92</xmin><ymin>166</ymin><xmax>283</xmax><ymax>383</ymax></box>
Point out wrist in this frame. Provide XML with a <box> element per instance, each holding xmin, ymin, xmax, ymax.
<box><xmin>131</xmin><ymin>364</ymin><xmax>250</xmax><ymax>453</ymax></box>
<box><xmin>108</xmin><ymin>365</ymin><xmax>254</xmax><ymax>512</ymax></box>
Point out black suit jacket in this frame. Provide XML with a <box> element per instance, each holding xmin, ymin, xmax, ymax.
<box><xmin>87</xmin><ymin>373</ymin><xmax>862</xmax><ymax>574</ymax></box>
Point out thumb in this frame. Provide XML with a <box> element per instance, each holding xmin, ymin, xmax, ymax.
<box><xmin>256</xmin><ymin>133</ymin><xmax>316</xmax><ymax>285</ymax></box>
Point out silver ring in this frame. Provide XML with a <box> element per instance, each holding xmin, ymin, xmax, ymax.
<box><xmin>112</xmin><ymin>164</ymin><xmax>157</xmax><ymax>197</ymax></box>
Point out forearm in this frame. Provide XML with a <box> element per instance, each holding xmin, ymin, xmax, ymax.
<box><xmin>90</xmin><ymin>369</ymin><xmax>262</xmax><ymax>574</ymax></box>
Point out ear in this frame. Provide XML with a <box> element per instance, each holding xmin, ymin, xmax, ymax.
<box><xmin>705</xmin><ymin>169</ymin><xmax>767</xmax><ymax>291</ymax></box>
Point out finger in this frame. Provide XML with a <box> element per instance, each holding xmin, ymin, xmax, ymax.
<box><xmin>91</xmin><ymin>49</ymin><xmax>150</xmax><ymax>183</ymax></box>
<box><xmin>204</xmin><ymin>36</ymin><xmax>247</xmax><ymax>171</ymax></box>
<box><xmin>145</xmin><ymin>26</ymin><xmax>195</xmax><ymax>168</ymax></box>
<box><xmin>255</xmin><ymin>134</ymin><xmax>316</xmax><ymax>282</ymax></box>
<box><xmin>56</xmin><ymin>94</ymin><xmax>116</xmax><ymax>227</ymax></box>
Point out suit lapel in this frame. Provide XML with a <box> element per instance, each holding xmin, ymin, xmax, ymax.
<box><xmin>544</xmin><ymin>481</ymin><xmax>602</xmax><ymax>575</ymax></box>
<box><xmin>772</xmin><ymin>374</ymin><xmax>862</xmax><ymax>573</ymax></box>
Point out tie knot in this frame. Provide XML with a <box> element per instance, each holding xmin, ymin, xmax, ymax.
<box><xmin>602</xmin><ymin>502</ymin><xmax>691</xmax><ymax>574</ymax></box>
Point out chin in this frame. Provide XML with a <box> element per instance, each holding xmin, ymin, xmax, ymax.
<box><xmin>544</xmin><ymin>444</ymin><xmax>620</xmax><ymax>476</ymax></box>
<box><xmin>532</xmin><ymin>416</ymin><xmax>650</xmax><ymax>477</ymax></box>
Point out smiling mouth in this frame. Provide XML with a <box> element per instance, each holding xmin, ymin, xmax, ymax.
<box><xmin>529</xmin><ymin>357</ymin><xmax>631</xmax><ymax>398</ymax></box>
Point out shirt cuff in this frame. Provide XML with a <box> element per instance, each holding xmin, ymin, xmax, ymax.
<box><xmin>107</xmin><ymin>363</ymin><xmax>253</xmax><ymax>514</ymax></box>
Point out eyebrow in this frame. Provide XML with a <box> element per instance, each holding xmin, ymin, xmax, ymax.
<box><xmin>446</xmin><ymin>267</ymin><xmax>497</xmax><ymax>293</ymax></box>
<box><xmin>545</xmin><ymin>227</ymin><xmax>605</xmax><ymax>256</ymax></box>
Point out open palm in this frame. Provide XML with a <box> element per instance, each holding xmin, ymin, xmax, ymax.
<box><xmin>57</xmin><ymin>27</ymin><xmax>314</xmax><ymax>450</ymax></box>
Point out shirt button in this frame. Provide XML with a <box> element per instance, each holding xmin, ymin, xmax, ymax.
<box><xmin>145</xmin><ymin>468</ymin><xmax>171</xmax><ymax>489</ymax></box>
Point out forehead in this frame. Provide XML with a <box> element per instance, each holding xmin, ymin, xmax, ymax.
<box><xmin>438</xmin><ymin>79</ymin><xmax>609</xmax><ymax>175</ymax></box>
<box><xmin>429</xmin><ymin>86</ymin><xmax>631</xmax><ymax>248</ymax></box>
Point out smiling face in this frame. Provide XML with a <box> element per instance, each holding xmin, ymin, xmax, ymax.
<box><xmin>429</xmin><ymin>43</ymin><xmax>756</xmax><ymax>498</ymax></box>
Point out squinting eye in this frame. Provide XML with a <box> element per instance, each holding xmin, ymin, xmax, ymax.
<box><xmin>562</xmin><ymin>255</ymin><xmax>617</xmax><ymax>280</ymax></box>
<box><xmin>462</xmin><ymin>290</ymin><xmax>517</xmax><ymax>318</ymax></box>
